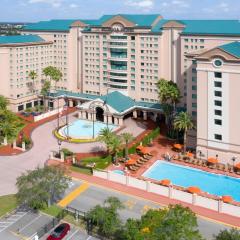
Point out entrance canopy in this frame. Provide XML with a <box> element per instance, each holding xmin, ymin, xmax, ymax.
<box><xmin>78</xmin><ymin>91</ymin><xmax>162</xmax><ymax>116</ymax></box>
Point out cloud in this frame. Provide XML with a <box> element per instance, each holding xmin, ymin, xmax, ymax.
<box><xmin>203</xmin><ymin>2</ymin><xmax>230</xmax><ymax>14</ymax></box>
<box><xmin>161</xmin><ymin>0</ymin><xmax>190</xmax><ymax>9</ymax></box>
<box><xmin>28</xmin><ymin>0</ymin><xmax>62</xmax><ymax>8</ymax></box>
<box><xmin>69</xmin><ymin>3</ymin><xmax>79</xmax><ymax>8</ymax></box>
<box><xmin>125</xmin><ymin>0</ymin><xmax>154</xmax><ymax>10</ymax></box>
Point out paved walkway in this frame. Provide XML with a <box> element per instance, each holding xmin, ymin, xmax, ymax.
<box><xmin>0</xmin><ymin>115</ymin><xmax>147</xmax><ymax>196</ymax></box>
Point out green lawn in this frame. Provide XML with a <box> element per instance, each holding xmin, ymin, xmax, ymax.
<box><xmin>70</xmin><ymin>166</ymin><xmax>92</xmax><ymax>175</ymax></box>
<box><xmin>42</xmin><ymin>205</ymin><xmax>62</xmax><ymax>217</ymax></box>
<box><xmin>0</xmin><ymin>195</ymin><xmax>17</xmax><ymax>217</ymax></box>
<box><xmin>80</xmin><ymin>155</ymin><xmax>112</xmax><ymax>169</ymax></box>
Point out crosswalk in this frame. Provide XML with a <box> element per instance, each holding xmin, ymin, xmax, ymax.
<box><xmin>0</xmin><ymin>206</ymin><xmax>29</xmax><ymax>233</ymax></box>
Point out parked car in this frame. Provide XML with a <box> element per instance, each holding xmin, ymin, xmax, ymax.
<box><xmin>47</xmin><ymin>223</ymin><xmax>70</xmax><ymax>240</ymax></box>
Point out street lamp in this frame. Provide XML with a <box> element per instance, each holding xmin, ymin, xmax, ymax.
<box><xmin>232</xmin><ymin>156</ymin><xmax>236</xmax><ymax>167</ymax></box>
<box><xmin>58</xmin><ymin>139</ymin><xmax>62</xmax><ymax>157</ymax></box>
<box><xmin>89</xmin><ymin>102</ymin><xmax>96</xmax><ymax>139</ymax></box>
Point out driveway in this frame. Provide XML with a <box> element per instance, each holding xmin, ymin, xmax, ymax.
<box><xmin>0</xmin><ymin>115</ymin><xmax>147</xmax><ymax>195</ymax></box>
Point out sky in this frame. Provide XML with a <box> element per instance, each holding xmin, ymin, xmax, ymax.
<box><xmin>1</xmin><ymin>0</ymin><xmax>240</xmax><ymax>22</ymax></box>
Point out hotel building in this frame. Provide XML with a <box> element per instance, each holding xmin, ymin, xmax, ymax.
<box><xmin>0</xmin><ymin>14</ymin><xmax>239</xmax><ymax>162</ymax></box>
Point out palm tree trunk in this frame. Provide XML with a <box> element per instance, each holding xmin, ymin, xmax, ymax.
<box><xmin>125</xmin><ymin>142</ymin><xmax>128</xmax><ymax>159</ymax></box>
<box><xmin>183</xmin><ymin>131</ymin><xmax>187</xmax><ymax>153</ymax></box>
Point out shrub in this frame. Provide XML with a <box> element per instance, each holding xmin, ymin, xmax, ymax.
<box><xmin>61</xmin><ymin>148</ymin><xmax>74</xmax><ymax>158</ymax></box>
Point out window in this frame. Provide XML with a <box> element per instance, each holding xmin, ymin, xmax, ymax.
<box><xmin>192</xmin><ymin>94</ymin><xmax>197</xmax><ymax>99</ymax></box>
<box><xmin>214</xmin><ymin>100</ymin><xmax>222</xmax><ymax>106</ymax></box>
<box><xmin>215</xmin><ymin>110</ymin><xmax>222</xmax><ymax>116</ymax></box>
<box><xmin>192</xmin><ymin>103</ymin><xmax>197</xmax><ymax>108</ymax></box>
<box><xmin>214</xmin><ymin>72</ymin><xmax>222</xmax><ymax>78</ymax></box>
<box><xmin>214</xmin><ymin>119</ymin><xmax>222</xmax><ymax>125</ymax></box>
<box><xmin>214</xmin><ymin>81</ymin><xmax>222</xmax><ymax>88</ymax></box>
<box><xmin>214</xmin><ymin>134</ymin><xmax>222</xmax><ymax>141</ymax></box>
<box><xmin>192</xmin><ymin>111</ymin><xmax>197</xmax><ymax>117</ymax></box>
<box><xmin>214</xmin><ymin>91</ymin><xmax>222</xmax><ymax>97</ymax></box>
<box><xmin>192</xmin><ymin>85</ymin><xmax>197</xmax><ymax>90</ymax></box>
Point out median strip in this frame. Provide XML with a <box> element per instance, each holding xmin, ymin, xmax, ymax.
<box><xmin>58</xmin><ymin>182</ymin><xmax>89</xmax><ymax>208</ymax></box>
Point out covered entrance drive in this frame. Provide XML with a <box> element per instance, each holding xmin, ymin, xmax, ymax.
<box><xmin>77</xmin><ymin>91</ymin><xmax>163</xmax><ymax>126</ymax></box>
<box><xmin>96</xmin><ymin>107</ymin><xmax>104</xmax><ymax>122</ymax></box>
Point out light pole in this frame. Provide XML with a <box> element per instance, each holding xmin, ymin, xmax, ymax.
<box><xmin>58</xmin><ymin>139</ymin><xmax>62</xmax><ymax>157</ymax></box>
<box><xmin>232</xmin><ymin>156</ymin><xmax>236</xmax><ymax>167</ymax></box>
<box><xmin>89</xmin><ymin>102</ymin><xmax>96</xmax><ymax>139</ymax></box>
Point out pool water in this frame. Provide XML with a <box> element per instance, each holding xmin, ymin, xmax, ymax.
<box><xmin>59</xmin><ymin>119</ymin><xmax>117</xmax><ymax>139</ymax></box>
<box><xmin>143</xmin><ymin>161</ymin><xmax>240</xmax><ymax>201</ymax></box>
<box><xmin>112</xmin><ymin>170</ymin><xmax>125</xmax><ymax>175</ymax></box>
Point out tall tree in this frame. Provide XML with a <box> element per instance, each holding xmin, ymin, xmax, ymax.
<box><xmin>86</xmin><ymin>197</ymin><xmax>124</xmax><ymax>238</ymax></box>
<box><xmin>118</xmin><ymin>204</ymin><xmax>204</xmax><ymax>240</ymax></box>
<box><xmin>43</xmin><ymin>66</ymin><xmax>62</xmax><ymax>91</ymax></box>
<box><xmin>157</xmin><ymin>79</ymin><xmax>181</xmax><ymax>135</ymax></box>
<box><xmin>174</xmin><ymin>111</ymin><xmax>194</xmax><ymax>152</ymax></box>
<box><xmin>16</xmin><ymin>165</ymin><xmax>70</xmax><ymax>209</ymax></box>
<box><xmin>40</xmin><ymin>80</ymin><xmax>51</xmax><ymax>111</ymax></box>
<box><xmin>0</xmin><ymin>95</ymin><xmax>9</xmax><ymax>111</ymax></box>
<box><xmin>214</xmin><ymin>229</ymin><xmax>240</xmax><ymax>240</ymax></box>
<box><xmin>121</xmin><ymin>132</ymin><xmax>134</xmax><ymax>160</ymax></box>
<box><xmin>97</xmin><ymin>127</ymin><xmax>114</xmax><ymax>153</ymax></box>
<box><xmin>108</xmin><ymin>135</ymin><xmax>122</xmax><ymax>164</ymax></box>
<box><xmin>29</xmin><ymin>70</ymin><xmax>38</xmax><ymax>92</ymax></box>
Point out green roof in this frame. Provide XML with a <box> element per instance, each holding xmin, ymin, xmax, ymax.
<box><xmin>99</xmin><ymin>14</ymin><xmax>161</xmax><ymax>27</ymax></box>
<box><xmin>24</xmin><ymin>19</ymin><xmax>99</xmax><ymax>32</ymax></box>
<box><xmin>50</xmin><ymin>90</ymin><xmax>163</xmax><ymax>113</ymax></box>
<box><xmin>218</xmin><ymin>41</ymin><xmax>240</xmax><ymax>58</ymax></box>
<box><xmin>99</xmin><ymin>91</ymin><xmax>135</xmax><ymax>113</ymax></box>
<box><xmin>49</xmin><ymin>90</ymin><xmax>98</xmax><ymax>100</ymax></box>
<box><xmin>0</xmin><ymin>35</ymin><xmax>45</xmax><ymax>44</ymax></box>
<box><xmin>152</xmin><ymin>19</ymin><xmax>240</xmax><ymax>35</ymax></box>
<box><xmin>180</xmin><ymin>20</ymin><xmax>240</xmax><ymax>36</ymax></box>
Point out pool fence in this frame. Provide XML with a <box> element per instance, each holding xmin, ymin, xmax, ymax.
<box><xmin>93</xmin><ymin>169</ymin><xmax>240</xmax><ymax>218</ymax></box>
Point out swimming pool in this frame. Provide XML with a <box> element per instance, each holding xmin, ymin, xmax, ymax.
<box><xmin>58</xmin><ymin>119</ymin><xmax>117</xmax><ymax>139</ymax></box>
<box><xmin>112</xmin><ymin>170</ymin><xmax>125</xmax><ymax>175</ymax></box>
<box><xmin>143</xmin><ymin>161</ymin><xmax>240</xmax><ymax>201</ymax></box>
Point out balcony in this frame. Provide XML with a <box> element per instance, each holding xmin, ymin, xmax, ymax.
<box><xmin>109</xmin><ymin>42</ymin><xmax>128</xmax><ymax>49</ymax></box>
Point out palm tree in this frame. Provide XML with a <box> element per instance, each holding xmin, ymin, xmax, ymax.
<box><xmin>174</xmin><ymin>112</ymin><xmax>194</xmax><ymax>152</ymax></box>
<box><xmin>121</xmin><ymin>132</ymin><xmax>133</xmax><ymax>160</ymax></box>
<box><xmin>97</xmin><ymin>127</ymin><xmax>114</xmax><ymax>153</ymax></box>
<box><xmin>43</xmin><ymin>66</ymin><xmax>62</xmax><ymax>92</ymax></box>
<box><xmin>157</xmin><ymin>79</ymin><xmax>181</xmax><ymax>134</ymax></box>
<box><xmin>0</xmin><ymin>95</ymin><xmax>9</xmax><ymax>111</ymax></box>
<box><xmin>108</xmin><ymin>135</ymin><xmax>122</xmax><ymax>164</ymax></box>
<box><xmin>40</xmin><ymin>80</ymin><xmax>51</xmax><ymax>111</ymax></box>
<box><xmin>29</xmin><ymin>70</ymin><xmax>38</xmax><ymax>92</ymax></box>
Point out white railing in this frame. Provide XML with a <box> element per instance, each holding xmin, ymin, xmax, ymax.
<box><xmin>34</xmin><ymin>107</ymin><xmax>63</xmax><ymax>122</ymax></box>
<box><xmin>93</xmin><ymin>169</ymin><xmax>240</xmax><ymax>218</ymax></box>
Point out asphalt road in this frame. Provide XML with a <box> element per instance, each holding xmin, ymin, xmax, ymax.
<box><xmin>66</xmin><ymin>180</ymin><xmax>230</xmax><ymax>240</ymax></box>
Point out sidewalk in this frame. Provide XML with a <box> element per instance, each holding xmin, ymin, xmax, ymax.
<box><xmin>0</xmin><ymin>107</ymin><xmax>77</xmax><ymax>156</ymax></box>
<box><xmin>69</xmin><ymin>170</ymin><xmax>240</xmax><ymax>228</ymax></box>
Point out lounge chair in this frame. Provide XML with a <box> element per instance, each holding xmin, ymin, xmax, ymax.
<box><xmin>143</xmin><ymin>155</ymin><xmax>152</xmax><ymax>160</ymax></box>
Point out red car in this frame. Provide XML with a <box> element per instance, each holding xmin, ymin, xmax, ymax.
<box><xmin>47</xmin><ymin>223</ymin><xmax>70</xmax><ymax>240</ymax></box>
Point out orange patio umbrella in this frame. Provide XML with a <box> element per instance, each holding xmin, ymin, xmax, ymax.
<box><xmin>125</xmin><ymin>158</ymin><xmax>136</xmax><ymax>165</ymax></box>
<box><xmin>139</xmin><ymin>147</ymin><xmax>150</xmax><ymax>155</ymax></box>
<box><xmin>207</xmin><ymin>157</ymin><xmax>218</xmax><ymax>164</ymax></box>
<box><xmin>222</xmin><ymin>195</ymin><xmax>233</xmax><ymax>203</ymax></box>
<box><xmin>235</xmin><ymin>163</ymin><xmax>240</xmax><ymax>169</ymax></box>
<box><xmin>160</xmin><ymin>179</ymin><xmax>171</xmax><ymax>186</ymax></box>
<box><xmin>136</xmin><ymin>145</ymin><xmax>144</xmax><ymax>150</ymax></box>
<box><xmin>186</xmin><ymin>152</ymin><xmax>194</xmax><ymax>158</ymax></box>
<box><xmin>187</xmin><ymin>186</ymin><xmax>201</xmax><ymax>194</ymax></box>
<box><xmin>173</xmin><ymin>144</ymin><xmax>183</xmax><ymax>150</ymax></box>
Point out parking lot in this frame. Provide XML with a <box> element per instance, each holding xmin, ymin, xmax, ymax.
<box><xmin>0</xmin><ymin>179</ymin><xmax>230</xmax><ymax>240</ymax></box>
<box><xmin>0</xmin><ymin>208</ymin><xmax>98</xmax><ymax>240</ymax></box>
